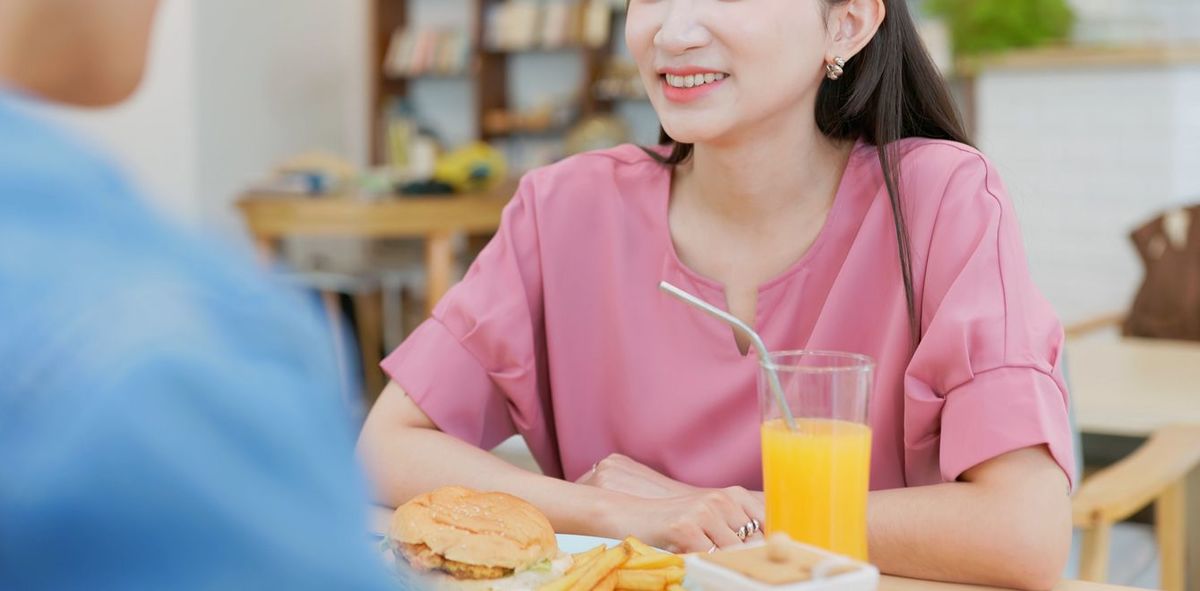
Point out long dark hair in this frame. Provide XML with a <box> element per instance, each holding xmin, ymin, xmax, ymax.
<box><xmin>644</xmin><ymin>0</ymin><xmax>970</xmax><ymax>347</ymax></box>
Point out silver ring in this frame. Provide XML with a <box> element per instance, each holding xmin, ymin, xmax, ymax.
<box><xmin>736</xmin><ymin>519</ymin><xmax>761</xmax><ymax>541</ymax></box>
<box><xmin>707</xmin><ymin>545</ymin><xmax>717</xmax><ymax>554</ymax></box>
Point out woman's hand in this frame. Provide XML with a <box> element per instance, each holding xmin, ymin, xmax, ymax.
<box><xmin>576</xmin><ymin>453</ymin><xmax>699</xmax><ymax>498</ymax></box>
<box><xmin>609</xmin><ymin>489</ymin><xmax>766</xmax><ymax>553</ymax></box>
<box><xmin>579</xmin><ymin>454</ymin><xmax>766</xmax><ymax>553</ymax></box>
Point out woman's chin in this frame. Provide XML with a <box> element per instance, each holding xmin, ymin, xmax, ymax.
<box><xmin>658</xmin><ymin>124</ymin><xmax>729</xmax><ymax>147</ymax></box>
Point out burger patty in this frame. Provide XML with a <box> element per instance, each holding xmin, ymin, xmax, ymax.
<box><xmin>399</xmin><ymin>543</ymin><xmax>514</xmax><ymax>580</ymax></box>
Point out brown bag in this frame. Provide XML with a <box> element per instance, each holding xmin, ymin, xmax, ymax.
<box><xmin>1124</xmin><ymin>205</ymin><xmax>1200</xmax><ymax>340</ymax></box>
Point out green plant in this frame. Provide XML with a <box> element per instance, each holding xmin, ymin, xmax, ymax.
<box><xmin>925</xmin><ymin>0</ymin><xmax>1075</xmax><ymax>56</ymax></box>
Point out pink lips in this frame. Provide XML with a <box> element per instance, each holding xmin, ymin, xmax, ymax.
<box><xmin>657</xmin><ymin>67</ymin><xmax>728</xmax><ymax>104</ymax></box>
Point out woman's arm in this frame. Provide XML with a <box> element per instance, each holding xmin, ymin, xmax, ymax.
<box><xmin>357</xmin><ymin>382</ymin><xmax>763</xmax><ymax>553</ymax></box>
<box><xmin>868</xmin><ymin>446</ymin><xmax>1072</xmax><ymax>591</ymax></box>
<box><xmin>358</xmin><ymin>384</ymin><xmax>612</xmax><ymax>534</ymax></box>
<box><xmin>581</xmin><ymin>446</ymin><xmax>1070</xmax><ymax>590</ymax></box>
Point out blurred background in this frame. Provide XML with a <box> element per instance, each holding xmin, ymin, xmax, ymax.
<box><xmin>38</xmin><ymin>1</ymin><xmax>1200</xmax><ymax>589</ymax></box>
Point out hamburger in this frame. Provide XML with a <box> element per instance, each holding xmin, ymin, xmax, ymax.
<box><xmin>389</xmin><ymin>487</ymin><xmax>566</xmax><ymax>589</ymax></box>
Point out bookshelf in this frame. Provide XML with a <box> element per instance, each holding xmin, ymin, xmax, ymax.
<box><xmin>370</xmin><ymin>0</ymin><xmax>628</xmax><ymax>164</ymax></box>
<box><xmin>371</xmin><ymin>0</ymin><xmax>408</xmax><ymax>164</ymax></box>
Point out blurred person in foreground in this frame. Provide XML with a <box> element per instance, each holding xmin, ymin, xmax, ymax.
<box><xmin>0</xmin><ymin>1</ymin><xmax>401</xmax><ymax>588</ymax></box>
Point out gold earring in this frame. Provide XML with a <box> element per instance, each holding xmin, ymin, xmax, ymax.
<box><xmin>826</xmin><ymin>56</ymin><xmax>846</xmax><ymax>81</ymax></box>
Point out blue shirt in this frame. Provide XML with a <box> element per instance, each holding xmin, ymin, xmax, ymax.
<box><xmin>0</xmin><ymin>91</ymin><xmax>405</xmax><ymax>590</ymax></box>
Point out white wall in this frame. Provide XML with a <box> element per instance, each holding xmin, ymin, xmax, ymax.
<box><xmin>193</xmin><ymin>0</ymin><xmax>371</xmax><ymax>227</ymax></box>
<box><xmin>42</xmin><ymin>0</ymin><xmax>371</xmax><ymax>229</ymax></box>
<box><xmin>1170</xmin><ymin>67</ymin><xmax>1200</xmax><ymax>201</ymax></box>
<box><xmin>976</xmin><ymin>65</ymin><xmax>1200</xmax><ymax>325</ymax></box>
<box><xmin>1069</xmin><ymin>0</ymin><xmax>1200</xmax><ymax>44</ymax></box>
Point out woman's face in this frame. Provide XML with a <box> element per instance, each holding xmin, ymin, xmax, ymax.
<box><xmin>626</xmin><ymin>0</ymin><xmax>833</xmax><ymax>146</ymax></box>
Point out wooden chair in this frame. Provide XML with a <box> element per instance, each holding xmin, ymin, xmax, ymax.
<box><xmin>1073</xmin><ymin>423</ymin><xmax>1200</xmax><ymax>591</ymax></box>
<box><xmin>283</xmin><ymin>271</ymin><xmax>386</xmax><ymax>409</ymax></box>
<box><xmin>1067</xmin><ymin>313</ymin><xmax>1200</xmax><ymax>591</ymax></box>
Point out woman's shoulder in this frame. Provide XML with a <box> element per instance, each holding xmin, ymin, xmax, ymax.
<box><xmin>546</xmin><ymin>142</ymin><xmax>667</xmax><ymax>170</ymax></box>
<box><xmin>846</xmin><ymin>137</ymin><xmax>1013</xmax><ymax>253</ymax></box>
<box><xmin>860</xmin><ymin>137</ymin><xmax>1008</xmax><ymax>212</ymax></box>
<box><xmin>892</xmin><ymin>137</ymin><xmax>995</xmax><ymax>180</ymax></box>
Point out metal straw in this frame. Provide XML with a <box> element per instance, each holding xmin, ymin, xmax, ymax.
<box><xmin>658</xmin><ymin>281</ymin><xmax>797</xmax><ymax>431</ymax></box>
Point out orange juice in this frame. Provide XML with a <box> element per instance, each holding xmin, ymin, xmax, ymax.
<box><xmin>761</xmin><ymin>418</ymin><xmax>872</xmax><ymax>560</ymax></box>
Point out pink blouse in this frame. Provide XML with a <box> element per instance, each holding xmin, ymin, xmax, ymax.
<box><xmin>381</xmin><ymin>139</ymin><xmax>1075</xmax><ymax>491</ymax></box>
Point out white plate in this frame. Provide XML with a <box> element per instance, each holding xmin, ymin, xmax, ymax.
<box><xmin>684</xmin><ymin>541</ymin><xmax>878</xmax><ymax>591</ymax></box>
<box><xmin>383</xmin><ymin>533</ymin><xmax>694</xmax><ymax>590</ymax></box>
<box><xmin>554</xmin><ymin>534</ymin><xmax>623</xmax><ymax>554</ymax></box>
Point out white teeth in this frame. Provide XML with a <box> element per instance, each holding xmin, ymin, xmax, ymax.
<box><xmin>665</xmin><ymin>72</ymin><xmax>726</xmax><ymax>89</ymax></box>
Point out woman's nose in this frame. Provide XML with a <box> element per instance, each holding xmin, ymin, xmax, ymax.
<box><xmin>653</xmin><ymin>1</ymin><xmax>712</xmax><ymax>54</ymax></box>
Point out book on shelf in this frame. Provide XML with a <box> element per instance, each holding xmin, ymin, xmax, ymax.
<box><xmin>485</xmin><ymin>0</ymin><xmax>539</xmax><ymax>51</ymax></box>
<box><xmin>484</xmin><ymin>0</ymin><xmax>614</xmax><ymax>52</ymax></box>
<box><xmin>582</xmin><ymin>0</ymin><xmax>611</xmax><ymax>48</ymax></box>
<box><xmin>540</xmin><ymin>2</ymin><xmax>569</xmax><ymax>48</ymax></box>
<box><xmin>385</xmin><ymin>28</ymin><xmax>472</xmax><ymax>78</ymax></box>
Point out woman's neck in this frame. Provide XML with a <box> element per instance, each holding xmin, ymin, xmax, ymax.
<box><xmin>679</xmin><ymin>116</ymin><xmax>853</xmax><ymax>230</ymax></box>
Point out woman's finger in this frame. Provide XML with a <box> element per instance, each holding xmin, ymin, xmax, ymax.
<box><xmin>726</xmin><ymin>487</ymin><xmax>766</xmax><ymax>527</ymax></box>
<box><xmin>700</xmin><ymin>493</ymin><xmax>751</xmax><ymax>548</ymax></box>
<box><xmin>666</xmin><ymin>520</ymin><xmax>716</xmax><ymax>554</ymax></box>
<box><xmin>701</xmin><ymin>514</ymin><xmax>744</xmax><ymax>549</ymax></box>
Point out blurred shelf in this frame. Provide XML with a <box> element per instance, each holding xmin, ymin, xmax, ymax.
<box><xmin>594</xmin><ymin>94</ymin><xmax>650</xmax><ymax>103</ymax></box>
<box><xmin>482</xmin><ymin>45</ymin><xmax>606</xmax><ymax>56</ymax></box>
<box><xmin>371</xmin><ymin>0</ymin><xmax>624</xmax><ymax>164</ymax></box>
<box><xmin>483</xmin><ymin>125</ymin><xmax>573</xmax><ymax>140</ymax></box>
<box><xmin>385</xmin><ymin>72</ymin><xmax>471</xmax><ymax>81</ymax></box>
<box><xmin>957</xmin><ymin>43</ymin><xmax>1200</xmax><ymax>76</ymax></box>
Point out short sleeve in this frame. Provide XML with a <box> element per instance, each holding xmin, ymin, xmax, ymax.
<box><xmin>902</xmin><ymin>149</ymin><xmax>1075</xmax><ymax>490</ymax></box>
<box><xmin>381</xmin><ymin>176</ymin><xmax>552</xmax><ymax>462</ymax></box>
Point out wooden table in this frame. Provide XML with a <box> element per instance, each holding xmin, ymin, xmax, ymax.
<box><xmin>879</xmin><ymin>576</ymin><xmax>1138</xmax><ymax>591</ymax></box>
<box><xmin>1067</xmin><ymin>336</ymin><xmax>1200</xmax><ymax>591</ymax></box>
<box><xmin>237</xmin><ymin>183</ymin><xmax>514</xmax><ymax>399</ymax></box>
<box><xmin>237</xmin><ymin>182</ymin><xmax>515</xmax><ymax>315</ymax></box>
<box><xmin>368</xmin><ymin>506</ymin><xmax>1135</xmax><ymax>591</ymax></box>
<box><xmin>1066</xmin><ymin>336</ymin><xmax>1200</xmax><ymax>437</ymax></box>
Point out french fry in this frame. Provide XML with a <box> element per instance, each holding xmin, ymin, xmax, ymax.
<box><xmin>622</xmin><ymin>553</ymin><xmax>684</xmax><ymax>570</ymax></box>
<box><xmin>545</xmin><ymin>537</ymin><xmax>684</xmax><ymax>591</ymax></box>
<box><xmin>540</xmin><ymin>550</ymin><xmax>599</xmax><ymax>591</ymax></box>
<box><xmin>614</xmin><ymin>569</ymin><xmax>667</xmax><ymax>590</ymax></box>
<box><xmin>568</xmin><ymin>545</ymin><xmax>606</xmax><ymax>574</ymax></box>
<box><xmin>623</xmin><ymin>536</ymin><xmax>659</xmax><ymax>557</ymax></box>
<box><xmin>539</xmin><ymin>567</ymin><xmax>585</xmax><ymax>591</ymax></box>
<box><xmin>616</xmin><ymin>566</ymin><xmax>686</xmax><ymax>587</ymax></box>
<box><xmin>658</xmin><ymin>567</ymin><xmax>685</xmax><ymax>584</ymax></box>
<box><xmin>595</xmin><ymin>572</ymin><xmax>618</xmax><ymax>591</ymax></box>
<box><xmin>571</xmin><ymin>545</ymin><xmax>630</xmax><ymax>591</ymax></box>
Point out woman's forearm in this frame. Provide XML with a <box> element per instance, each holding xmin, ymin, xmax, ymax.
<box><xmin>867</xmin><ymin>450</ymin><xmax>1071</xmax><ymax>591</ymax></box>
<box><xmin>358</xmin><ymin>422</ymin><xmax>623</xmax><ymax>537</ymax></box>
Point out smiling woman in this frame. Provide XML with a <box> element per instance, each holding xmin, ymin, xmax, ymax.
<box><xmin>359</xmin><ymin>1</ymin><xmax>1074</xmax><ymax>589</ymax></box>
